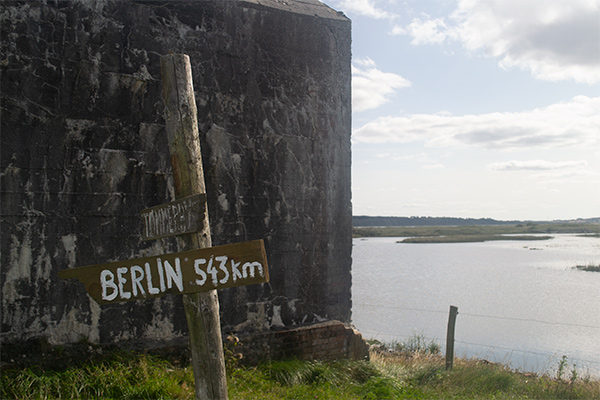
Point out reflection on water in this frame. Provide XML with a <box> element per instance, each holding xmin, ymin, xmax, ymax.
<box><xmin>351</xmin><ymin>234</ymin><xmax>600</xmax><ymax>377</ymax></box>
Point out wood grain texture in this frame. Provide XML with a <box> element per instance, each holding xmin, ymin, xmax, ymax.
<box><xmin>140</xmin><ymin>194</ymin><xmax>207</xmax><ymax>240</ymax></box>
<box><xmin>161</xmin><ymin>53</ymin><xmax>228</xmax><ymax>400</ymax></box>
<box><xmin>446</xmin><ymin>305</ymin><xmax>459</xmax><ymax>370</ymax></box>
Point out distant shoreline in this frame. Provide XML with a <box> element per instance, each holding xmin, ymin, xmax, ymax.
<box><xmin>353</xmin><ymin>215</ymin><xmax>600</xmax><ymax>228</ymax></box>
<box><xmin>353</xmin><ymin>222</ymin><xmax>600</xmax><ymax>240</ymax></box>
<box><xmin>398</xmin><ymin>234</ymin><xmax>552</xmax><ymax>243</ymax></box>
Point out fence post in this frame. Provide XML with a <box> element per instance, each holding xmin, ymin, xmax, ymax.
<box><xmin>446</xmin><ymin>305</ymin><xmax>458</xmax><ymax>370</ymax></box>
<box><xmin>160</xmin><ymin>53</ymin><xmax>228</xmax><ymax>400</ymax></box>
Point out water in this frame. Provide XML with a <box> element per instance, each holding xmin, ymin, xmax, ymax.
<box><xmin>351</xmin><ymin>234</ymin><xmax>600</xmax><ymax>377</ymax></box>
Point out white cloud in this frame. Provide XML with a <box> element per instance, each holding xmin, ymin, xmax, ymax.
<box><xmin>353</xmin><ymin>57</ymin><xmax>377</xmax><ymax>67</ymax></box>
<box><xmin>532</xmin><ymin>169</ymin><xmax>598</xmax><ymax>182</ymax></box>
<box><xmin>390</xmin><ymin>25</ymin><xmax>406</xmax><ymax>35</ymax></box>
<box><xmin>488</xmin><ymin>160</ymin><xmax>588</xmax><ymax>171</ymax></box>
<box><xmin>369</xmin><ymin>151</ymin><xmax>446</xmax><ymax>169</ymax></box>
<box><xmin>392</xmin><ymin>152</ymin><xmax>445</xmax><ymax>169</ymax></box>
<box><xmin>353</xmin><ymin>96</ymin><xmax>600</xmax><ymax>149</ymax></box>
<box><xmin>398</xmin><ymin>0</ymin><xmax>600</xmax><ymax>83</ymax></box>
<box><xmin>352</xmin><ymin>58</ymin><xmax>411</xmax><ymax>112</ymax></box>
<box><xmin>334</xmin><ymin>0</ymin><xmax>396</xmax><ymax>19</ymax></box>
<box><xmin>404</xmin><ymin>17</ymin><xmax>455</xmax><ymax>45</ymax></box>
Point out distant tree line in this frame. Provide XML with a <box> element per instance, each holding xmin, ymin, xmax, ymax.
<box><xmin>352</xmin><ymin>216</ymin><xmax>600</xmax><ymax>227</ymax></box>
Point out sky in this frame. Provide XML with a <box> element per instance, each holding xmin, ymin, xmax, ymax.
<box><xmin>322</xmin><ymin>0</ymin><xmax>600</xmax><ymax>221</ymax></box>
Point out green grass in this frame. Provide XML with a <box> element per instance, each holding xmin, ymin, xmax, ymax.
<box><xmin>368</xmin><ymin>346</ymin><xmax>600</xmax><ymax>400</ymax></box>
<box><xmin>1</xmin><ymin>352</ymin><xmax>194</xmax><ymax>399</ymax></box>
<box><xmin>3</xmin><ymin>339</ymin><xmax>599</xmax><ymax>400</ymax></box>
<box><xmin>229</xmin><ymin>359</ymin><xmax>414</xmax><ymax>400</ymax></box>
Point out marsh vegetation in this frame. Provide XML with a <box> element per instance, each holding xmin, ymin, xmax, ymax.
<box><xmin>574</xmin><ymin>264</ymin><xmax>600</xmax><ymax>272</ymax></box>
<box><xmin>354</xmin><ymin>222</ymin><xmax>599</xmax><ymax>243</ymax></box>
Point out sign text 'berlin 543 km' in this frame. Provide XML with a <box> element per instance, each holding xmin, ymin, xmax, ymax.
<box><xmin>59</xmin><ymin>240</ymin><xmax>268</xmax><ymax>304</ymax></box>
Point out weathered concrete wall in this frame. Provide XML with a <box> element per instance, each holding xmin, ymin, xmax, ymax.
<box><xmin>0</xmin><ymin>0</ymin><xmax>352</xmax><ymax>345</ymax></box>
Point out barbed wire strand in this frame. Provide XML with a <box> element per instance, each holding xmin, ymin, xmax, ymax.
<box><xmin>355</xmin><ymin>303</ymin><xmax>600</xmax><ymax>329</ymax></box>
<box><xmin>359</xmin><ymin>330</ymin><xmax>600</xmax><ymax>367</ymax></box>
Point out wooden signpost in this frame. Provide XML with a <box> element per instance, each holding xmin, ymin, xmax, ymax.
<box><xmin>59</xmin><ymin>54</ymin><xmax>266</xmax><ymax>400</ymax></box>
<box><xmin>58</xmin><ymin>239</ymin><xmax>268</xmax><ymax>304</ymax></box>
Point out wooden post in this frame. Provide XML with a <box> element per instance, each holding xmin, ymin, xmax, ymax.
<box><xmin>445</xmin><ymin>305</ymin><xmax>458</xmax><ymax>370</ymax></box>
<box><xmin>161</xmin><ymin>54</ymin><xmax>228</xmax><ymax>400</ymax></box>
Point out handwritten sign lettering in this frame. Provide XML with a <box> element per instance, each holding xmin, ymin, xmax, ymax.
<box><xmin>140</xmin><ymin>194</ymin><xmax>206</xmax><ymax>240</ymax></box>
<box><xmin>59</xmin><ymin>240</ymin><xmax>268</xmax><ymax>304</ymax></box>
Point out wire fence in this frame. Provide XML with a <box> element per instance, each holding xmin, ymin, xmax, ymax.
<box><xmin>353</xmin><ymin>302</ymin><xmax>600</xmax><ymax>374</ymax></box>
<box><xmin>356</xmin><ymin>303</ymin><xmax>600</xmax><ymax>329</ymax></box>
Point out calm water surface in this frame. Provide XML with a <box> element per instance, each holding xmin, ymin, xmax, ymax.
<box><xmin>351</xmin><ymin>234</ymin><xmax>600</xmax><ymax>377</ymax></box>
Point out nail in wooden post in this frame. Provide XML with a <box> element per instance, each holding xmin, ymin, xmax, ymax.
<box><xmin>446</xmin><ymin>305</ymin><xmax>458</xmax><ymax>370</ymax></box>
<box><xmin>160</xmin><ymin>53</ymin><xmax>228</xmax><ymax>400</ymax></box>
